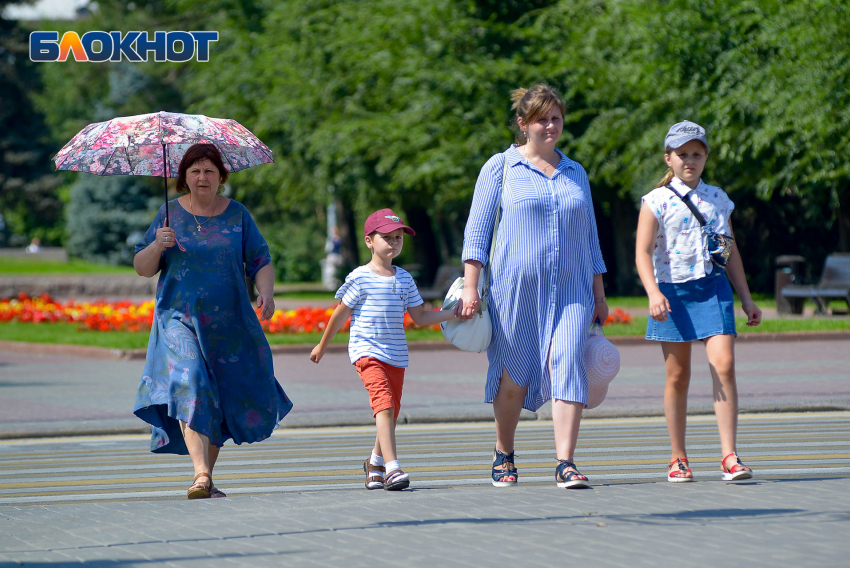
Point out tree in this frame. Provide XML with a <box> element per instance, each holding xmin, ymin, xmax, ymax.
<box><xmin>0</xmin><ymin>1</ymin><xmax>62</xmax><ymax>246</ymax></box>
<box><xmin>177</xmin><ymin>0</ymin><xmax>541</xmax><ymax>283</ymax></box>
<box><xmin>65</xmin><ymin>175</ymin><xmax>157</xmax><ymax>265</ymax></box>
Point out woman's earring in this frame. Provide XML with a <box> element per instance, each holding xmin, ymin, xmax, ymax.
<box><xmin>218</xmin><ymin>183</ymin><xmax>225</xmax><ymax>194</ymax></box>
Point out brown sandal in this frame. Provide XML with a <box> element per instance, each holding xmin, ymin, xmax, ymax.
<box><xmin>363</xmin><ymin>459</ymin><xmax>385</xmax><ymax>490</ymax></box>
<box><xmin>187</xmin><ymin>472</ymin><xmax>212</xmax><ymax>499</ymax></box>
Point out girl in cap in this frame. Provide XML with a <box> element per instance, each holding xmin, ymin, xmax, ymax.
<box><xmin>310</xmin><ymin>209</ymin><xmax>458</xmax><ymax>491</ymax></box>
<box><xmin>635</xmin><ymin>121</ymin><xmax>762</xmax><ymax>482</ymax></box>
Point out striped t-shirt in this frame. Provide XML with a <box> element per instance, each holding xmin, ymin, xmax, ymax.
<box><xmin>336</xmin><ymin>265</ymin><xmax>423</xmax><ymax>368</ymax></box>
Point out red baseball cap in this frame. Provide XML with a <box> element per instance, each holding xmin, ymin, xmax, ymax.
<box><xmin>363</xmin><ymin>208</ymin><xmax>416</xmax><ymax>237</ymax></box>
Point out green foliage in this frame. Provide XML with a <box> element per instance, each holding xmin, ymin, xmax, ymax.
<box><xmin>65</xmin><ymin>175</ymin><xmax>158</xmax><ymax>265</ymax></box>
<box><xmin>0</xmin><ymin>3</ymin><xmax>62</xmax><ymax>246</ymax></box>
<box><xmin>263</xmin><ymin>216</ymin><xmax>324</xmax><ymax>283</ymax></box>
<box><xmin>6</xmin><ymin>0</ymin><xmax>850</xmax><ymax>292</ymax></box>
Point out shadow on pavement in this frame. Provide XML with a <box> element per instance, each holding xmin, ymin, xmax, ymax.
<box><xmin>0</xmin><ymin>551</ymin><xmax>299</xmax><ymax>567</ymax></box>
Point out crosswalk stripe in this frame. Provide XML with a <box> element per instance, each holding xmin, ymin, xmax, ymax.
<box><xmin>0</xmin><ymin>412</ymin><xmax>846</xmax><ymax>505</ymax></box>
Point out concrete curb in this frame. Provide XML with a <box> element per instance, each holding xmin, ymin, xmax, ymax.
<box><xmin>2</xmin><ymin>330</ymin><xmax>849</xmax><ymax>361</ymax></box>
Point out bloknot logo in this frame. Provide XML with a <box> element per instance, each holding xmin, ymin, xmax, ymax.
<box><xmin>29</xmin><ymin>31</ymin><xmax>219</xmax><ymax>62</ymax></box>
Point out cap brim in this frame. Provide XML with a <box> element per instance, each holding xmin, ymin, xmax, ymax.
<box><xmin>371</xmin><ymin>223</ymin><xmax>416</xmax><ymax>236</ymax></box>
<box><xmin>667</xmin><ymin>135</ymin><xmax>710</xmax><ymax>151</ymax></box>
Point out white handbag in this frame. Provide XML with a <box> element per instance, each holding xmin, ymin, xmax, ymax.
<box><xmin>584</xmin><ymin>320</ymin><xmax>620</xmax><ymax>409</ymax></box>
<box><xmin>440</xmin><ymin>273</ymin><xmax>491</xmax><ymax>352</ymax></box>
<box><xmin>440</xmin><ymin>154</ymin><xmax>508</xmax><ymax>353</ymax></box>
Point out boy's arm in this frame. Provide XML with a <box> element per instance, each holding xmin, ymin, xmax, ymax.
<box><xmin>310</xmin><ymin>302</ymin><xmax>353</xmax><ymax>363</ymax></box>
<box><xmin>407</xmin><ymin>303</ymin><xmax>457</xmax><ymax>327</ymax></box>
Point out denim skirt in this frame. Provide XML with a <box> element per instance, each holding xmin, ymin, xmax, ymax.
<box><xmin>645</xmin><ymin>271</ymin><xmax>737</xmax><ymax>342</ymax></box>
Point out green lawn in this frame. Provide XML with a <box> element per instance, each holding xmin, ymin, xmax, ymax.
<box><xmin>0</xmin><ymin>317</ymin><xmax>845</xmax><ymax>350</ymax></box>
<box><xmin>0</xmin><ymin>257</ymin><xmax>135</xmax><ymax>276</ymax></box>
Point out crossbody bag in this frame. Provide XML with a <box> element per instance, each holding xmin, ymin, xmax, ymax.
<box><xmin>665</xmin><ymin>184</ymin><xmax>733</xmax><ymax>268</ymax></box>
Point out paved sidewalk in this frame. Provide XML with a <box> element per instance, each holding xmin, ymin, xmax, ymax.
<box><xmin>1</xmin><ymin>480</ymin><xmax>847</xmax><ymax>567</ymax></box>
<box><xmin>0</xmin><ymin>414</ymin><xmax>848</xmax><ymax>567</ymax></box>
<box><xmin>1</xmin><ymin>339</ymin><xmax>848</xmax><ymax>437</ymax></box>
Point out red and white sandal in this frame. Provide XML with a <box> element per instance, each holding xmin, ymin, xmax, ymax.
<box><xmin>721</xmin><ymin>453</ymin><xmax>753</xmax><ymax>481</ymax></box>
<box><xmin>667</xmin><ymin>457</ymin><xmax>693</xmax><ymax>483</ymax></box>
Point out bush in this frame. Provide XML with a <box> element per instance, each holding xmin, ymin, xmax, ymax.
<box><xmin>65</xmin><ymin>175</ymin><xmax>158</xmax><ymax>265</ymax></box>
<box><xmin>263</xmin><ymin>217</ymin><xmax>324</xmax><ymax>283</ymax></box>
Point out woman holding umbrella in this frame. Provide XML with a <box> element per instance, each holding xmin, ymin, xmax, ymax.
<box><xmin>133</xmin><ymin>143</ymin><xmax>292</xmax><ymax>499</ymax></box>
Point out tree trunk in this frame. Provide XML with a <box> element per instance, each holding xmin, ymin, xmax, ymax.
<box><xmin>336</xmin><ymin>195</ymin><xmax>360</xmax><ymax>268</ymax></box>
<box><xmin>405</xmin><ymin>204</ymin><xmax>441</xmax><ymax>286</ymax></box>
<box><xmin>610</xmin><ymin>195</ymin><xmax>638</xmax><ymax>295</ymax></box>
<box><xmin>434</xmin><ymin>210</ymin><xmax>452</xmax><ymax>263</ymax></box>
<box><xmin>837</xmin><ymin>185</ymin><xmax>850</xmax><ymax>252</ymax></box>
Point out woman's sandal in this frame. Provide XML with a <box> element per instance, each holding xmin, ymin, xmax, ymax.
<box><xmin>384</xmin><ymin>469</ymin><xmax>410</xmax><ymax>491</ymax></box>
<box><xmin>721</xmin><ymin>453</ymin><xmax>753</xmax><ymax>481</ymax></box>
<box><xmin>363</xmin><ymin>459</ymin><xmax>385</xmax><ymax>490</ymax></box>
<box><xmin>187</xmin><ymin>472</ymin><xmax>212</xmax><ymax>499</ymax></box>
<box><xmin>555</xmin><ymin>459</ymin><xmax>591</xmax><ymax>489</ymax></box>
<box><xmin>667</xmin><ymin>458</ymin><xmax>694</xmax><ymax>483</ymax></box>
<box><xmin>491</xmin><ymin>448</ymin><xmax>518</xmax><ymax>487</ymax></box>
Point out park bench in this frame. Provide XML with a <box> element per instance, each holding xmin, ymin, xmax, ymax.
<box><xmin>418</xmin><ymin>264</ymin><xmax>464</xmax><ymax>302</ymax></box>
<box><xmin>781</xmin><ymin>253</ymin><xmax>850</xmax><ymax>315</ymax></box>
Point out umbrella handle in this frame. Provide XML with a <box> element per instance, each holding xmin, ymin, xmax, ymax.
<box><xmin>162</xmin><ymin>144</ymin><xmax>170</xmax><ymax>227</ymax></box>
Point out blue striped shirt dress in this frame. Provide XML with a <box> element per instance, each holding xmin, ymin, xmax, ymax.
<box><xmin>462</xmin><ymin>146</ymin><xmax>607</xmax><ymax>411</ymax></box>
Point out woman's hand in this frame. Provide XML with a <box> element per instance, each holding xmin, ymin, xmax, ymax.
<box><xmin>256</xmin><ymin>293</ymin><xmax>275</xmax><ymax>321</ymax></box>
<box><xmin>741</xmin><ymin>300</ymin><xmax>762</xmax><ymax>327</ymax></box>
<box><xmin>458</xmin><ymin>285</ymin><xmax>481</xmax><ymax>320</ymax></box>
<box><xmin>154</xmin><ymin>219</ymin><xmax>176</xmax><ymax>251</ymax></box>
<box><xmin>592</xmin><ymin>299</ymin><xmax>609</xmax><ymax>326</ymax></box>
<box><xmin>649</xmin><ymin>290</ymin><xmax>672</xmax><ymax>322</ymax></box>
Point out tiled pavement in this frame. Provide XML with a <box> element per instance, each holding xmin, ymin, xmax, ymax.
<box><xmin>0</xmin><ymin>413</ymin><xmax>847</xmax><ymax>567</ymax></box>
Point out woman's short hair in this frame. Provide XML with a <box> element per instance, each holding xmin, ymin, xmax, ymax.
<box><xmin>510</xmin><ymin>84</ymin><xmax>568</xmax><ymax>144</ymax></box>
<box><xmin>176</xmin><ymin>144</ymin><xmax>229</xmax><ymax>192</ymax></box>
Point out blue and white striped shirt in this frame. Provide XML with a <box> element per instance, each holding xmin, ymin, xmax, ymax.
<box><xmin>463</xmin><ymin>145</ymin><xmax>606</xmax><ymax>411</ymax></box>
<box><xmin>336</xmin><ymin>265</ymin><xmax>423</xmax><ymax>368</ymax></box>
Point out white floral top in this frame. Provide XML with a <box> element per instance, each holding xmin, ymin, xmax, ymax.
<box><xmin>641</xmin><ymin>177</ymin><xmax>735</xmax><ymax>284</ymax></box>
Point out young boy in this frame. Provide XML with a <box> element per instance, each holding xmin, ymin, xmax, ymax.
<box><xmin>310</xmin><ymin>208</ymin><xmax>458</xmax><ymax>490</ymax></box>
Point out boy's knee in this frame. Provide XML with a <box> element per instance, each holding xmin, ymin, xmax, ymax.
<box><xmin>375</xmin><ymin>407</ymin><xmax>394</xmax><ymax>418</ymax></box>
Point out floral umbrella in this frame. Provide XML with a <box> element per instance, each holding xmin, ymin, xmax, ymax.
<box><xmin>53</xmin><ymin>111</ymin><xmax>274</xmax><ymax>225</ymax></box>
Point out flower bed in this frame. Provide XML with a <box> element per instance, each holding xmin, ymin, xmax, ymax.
<box><xmin>0</xmin><ymin>293</ymin><xmax>155</xmax><ymax>332</ymax></box>
<box><xmin>606</xmin><ymin>307</ymin><xmax>634</xmax><ymax>325</ymax></box>
<box><xmin>0</xmin><ymin>293</ymin><xmax>633</xmax><ymax>334</ymax></box>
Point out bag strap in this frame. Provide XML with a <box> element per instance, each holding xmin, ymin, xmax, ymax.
<box><xmin>665</xmin><ymin>184</ymin><xmax>707</xmax><ymax>227</ymax></box>
<box><xmin>481</xmin><ymin>153</ymin><xmax>509</xmax><ymax>310</ymax></box>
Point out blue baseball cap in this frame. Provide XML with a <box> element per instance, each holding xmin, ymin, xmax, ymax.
<box><xmin>664</xmin><ymin>120</ymin><xmax>709</xmax><ymax>151</ymax></box>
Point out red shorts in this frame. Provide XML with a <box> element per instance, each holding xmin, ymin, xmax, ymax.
<box><xmin>355</xmin><ymin>357</ymin><xmax>405</xmax><ymax>419</ymax></box>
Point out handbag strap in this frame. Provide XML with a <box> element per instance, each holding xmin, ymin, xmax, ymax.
<box><xmin>665</xmin><ymin>184</ymin><xmax>707</xmax><ymax>227</ymax></box>
<box><xmin>481</xmin><ymin>153</ymin><xmax>509</xmax><ymax>309</ymax></box>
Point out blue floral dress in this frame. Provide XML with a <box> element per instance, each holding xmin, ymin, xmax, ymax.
<box><xmin>133</xmin><ymin>198</ymin><xmax>293</xmax><ymax>455</ymax></box>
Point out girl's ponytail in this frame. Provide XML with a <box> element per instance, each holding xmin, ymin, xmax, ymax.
<box><xmin>655</xmin><ymin>168</ymin><xmax>675</xmax><ymax>188</ymax></box>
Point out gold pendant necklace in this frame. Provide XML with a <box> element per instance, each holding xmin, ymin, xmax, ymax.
<box><xmin>190</xmin><ymin>194</ymin><xmax>218</xmax><ymax>232</ymax></box>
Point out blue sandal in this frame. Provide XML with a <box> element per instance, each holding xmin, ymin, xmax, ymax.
<box><xmin>492</xmin><ymin>448</ymin><xmax>518</xmax><ymax>487</ymax></box>
<box><xmin>556</xmin><ymin>459</ymin><xmax>590</xmax><ymax>489</ymax></box>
